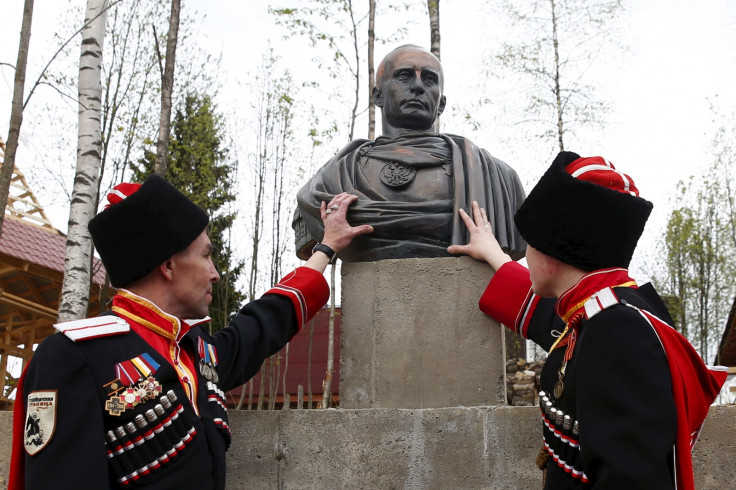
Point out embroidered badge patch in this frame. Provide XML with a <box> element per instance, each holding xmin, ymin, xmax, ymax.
<box><xmin>24</xmin><ymin>390</ymin><xmax>58</xmax><ymax>456</ymax></box>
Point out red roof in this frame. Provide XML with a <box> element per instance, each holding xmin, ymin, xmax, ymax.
<box><xmin>226</xmin><ymin>307</ymin><xmax>341</xmax><ymax>406</ymax></box>
<box><xmin>0</xmin><ymin>216</ymin><xmax>107</xmax><ymax>284</ymax></box>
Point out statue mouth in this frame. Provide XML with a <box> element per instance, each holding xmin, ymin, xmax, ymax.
<box><xmin>402</xmin><ymin>99</ymin><xmax>426</xmax><ymax>110</ymax></box>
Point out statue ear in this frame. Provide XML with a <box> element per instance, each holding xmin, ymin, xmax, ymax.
<box><xmin>437</xmin><ymin>95</ymin><xmax>447</xmax><ymax>116</ymax></box>
<box><xmin>372</xmin><ymin>86</ymin><xmax>384</xmax><ymax>108</ymax></box>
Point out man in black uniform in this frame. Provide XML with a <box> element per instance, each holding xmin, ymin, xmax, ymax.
<box><xmin>9</xmin><ymin>175</ymin><xmax>372</xmax><ymax>489</ymax></box>
<box><xmin>450</xmin><ymin>152</ymin><xmax>727</xmax><ymax>489</ymax></box>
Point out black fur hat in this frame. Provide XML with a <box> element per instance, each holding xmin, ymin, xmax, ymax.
<box><xmin>88</xmin><ymin>175</ymin><xmax>209</xmax><ymax>288</ymax></box>
<box><xmin>514</xmin><ymin>151</ymin><xmax>653</xmax><ymax>271</ymax></box>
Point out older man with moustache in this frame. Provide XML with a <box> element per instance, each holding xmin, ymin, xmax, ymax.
<box><xmin>10</xmin><ymin>175</ymin><xmax>372</xmax><ymax>489</ymax></box>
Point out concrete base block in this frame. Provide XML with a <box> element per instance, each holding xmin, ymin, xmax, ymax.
<box><xmin>3</xmin><ymin>403</ymin><xmax>735</xmax><ymax>488</ymax></box>
<box><xmin>340</xmin><ymin>257</ymin><xmax>505</xmax><ymax>408</ymax></box>
<box><xmin>220</xmin><ymin>404</ymin><xmax>731</xmax><ymax>490</ymax></box>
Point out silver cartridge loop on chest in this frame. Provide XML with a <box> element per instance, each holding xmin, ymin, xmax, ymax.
<box><xmin>106</xmin><ymin>430</ymin><xmax>136</xmax><ymax>484</ymax></box>
<box><xmin>125</xmin><ymin>421</ymin><xmax>160</xmax><ymax>472</ymax></box>
<box><xmin>554</xmin><ymin>408</ymin><xmax>564</xmax><ymax>427</ymax></box>
<box><xmin>135</xmin><ymin>413</ymin><xmax>171</xmax><ymax>466</ymax></box>
<box><xmin>146</xmin><ymin>407</ymin><xmax>178</xmax><ymax>459</ymax></box>
<box><xmin>115</xmin><ymin>425</ymin><xmax>150</xmax><ymax>476</ymax></box>
<box><xmin>159</xmin><ymin>391</ymin><xmax>194</xmax><ymax>442</ymax></box>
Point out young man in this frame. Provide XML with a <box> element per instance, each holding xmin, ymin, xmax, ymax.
<box><xmin>9</xmin><ymin>175</ymin><xmax>372</xmax><ymax>489</ymax></box>
<box><xmin>449</xmin><ymin>151</ymin><xmax>727</xmax><ymax>489</ymax></box>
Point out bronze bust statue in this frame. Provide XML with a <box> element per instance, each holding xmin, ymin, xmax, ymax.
<box><xmin>294</xmin><ymin>44</ymin><xmax>526</xmax><ymax>262</ymax></box>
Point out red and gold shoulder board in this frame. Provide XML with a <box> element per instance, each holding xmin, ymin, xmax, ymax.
<box><xmin>54</xmin><ymin>316</ymin><xmax>130</xmax><ymax>342</ymax></box>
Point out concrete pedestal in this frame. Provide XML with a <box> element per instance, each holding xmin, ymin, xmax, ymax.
<box><xmin>340</xmin><ymin>256</ymin><xmax>506</xmax><ymax>409</ymax></box>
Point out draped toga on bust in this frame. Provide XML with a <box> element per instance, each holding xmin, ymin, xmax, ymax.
<box><xmin>294</xmin><ymin>132</ymin><xmax>527</xmax><ymax>262</ymax></box>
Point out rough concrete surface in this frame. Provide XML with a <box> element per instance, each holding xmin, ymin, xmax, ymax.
<box><xmin>341</xmin><ymin>257</ymin><xmax>506</xmax><ymax>409</ymax></box>
<box><xmin>2</xmin><ymin>405</ymin><xmax>734</xmax><ymax>489</ymax></box>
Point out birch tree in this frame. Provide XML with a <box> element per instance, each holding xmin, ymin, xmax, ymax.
<box><xmin>490</xmin><ymin>0</ymin><xmax>625</xmax><ymax>153</ymax></box>
<box><xmin>367</xmin><ymin>0</ymin><xmax>376</xmax><ymax>139</ymax></box>
<box><xmin>0</xmin><ymin>0</ymin><xmax>34</xmax><ymax>239</ymax></box>
<box><xmin>58</xmin><ymin>0</ymin><xmax>109</xmax><ymax>322</ymax></box>
<box><xmin>427</xmin><ymin>0</ymin><xmax>440</xmax><ymax>59</ymax></box>
<box><xmin>270</xmin><ymin>0</ymin><xmax>365</xmax><ymax>141</ymax></box>
<box><xmin>427</xmin><ymin>0</ymin><xmax>440</xmax><ymax>132</ymax></box>
<box><xmin>153</xmin><ymin>0</ymin><xmax>181</xmax><ymax>176</ymax></box>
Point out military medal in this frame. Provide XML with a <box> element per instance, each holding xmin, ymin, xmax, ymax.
<box><xmin>138</xmin><ymin>376</ymin><xmax>162</xmax><ymax>401</ymax></box>
<box><xmin>105</xmin><ymin>396</ymin><xmax>126</xmax><ymax>416</ymax></box>
<box><xmin>198</xmin><ymin>338</ymin><xmax>219</xmax><ymax>383</ymax></box>
<box><xmin>200</xmin><ymin>361</ymin><xmax>212</xmax><ymax>381</ymax></box>
<box><xmin>121</xmin><ymin>387</ymin><xmax>142</xmax><ymax>408</ymax></box>
<box><xmin>380</xmin><ymin>162</ymin><xmax>416</xmax><ymax>189</ymax></box>
<box><xmin>548</xmin><ymin>316</ymin><xmax>580</xmax><ymax>400</ymax></box>
<box><xmin>103</xmin><ymin>379</ymin><xmax>124</xmax><ymax>398</ymax></box>
<box><xmin>553</xmin><ymin>378</ymin><xmax>564</xmax><ymax>399</ymax></box>
<box><xmin>108</xmin><ymin>353</ymin><xmax>162</xmax><ymax>415</ymax></box>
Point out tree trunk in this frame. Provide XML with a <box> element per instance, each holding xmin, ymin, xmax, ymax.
<box><xmin>58</xmin><ymin>0</ymin><xmax>109</xmax><ymax>322</ymax></box>
<box><xmin>367</xmin><ymin>0</ymin><xmax>376</xmax><ymax>139</ymax></box>
<box><xmin>322</xmin><ymin>264</ymin><xmax>336</xmax><ymax>408</ymax></box>
<box><xmin>550</xmin><ymin>0</ymin><xmax>565</xmax><ymax>152</ymax></box>
<box><xmin>428</xmin><ymin>0</ymin><xmax>440</xmax><ymax>60</ymax></box>
<box><xmin>282</xmin><ymin>343</ymin><xmax>290</xmax><ymax>408</ymax></box>
<box><xmin>0</xmin><ymin>0</ymin><xmax>34</xmax><ymax>239</ymax></box>
<box><xmin>154</xmin><ymin>0</ymin><xmax>180</xmax><ymax>176</ymax></box>
<box><xmin>307</xmin><ymin>317</ymin><xmax>315</xmax><ymax>408</ymax></box>
<box><xmin>427</xmin><ymin>0</ymin><xmax>441</xmax><ymax>132</ymax></box>
<box><xmin>347</xmin><ymin>0</ymin><xmax>359</xmax><ymax>142</ymax></box>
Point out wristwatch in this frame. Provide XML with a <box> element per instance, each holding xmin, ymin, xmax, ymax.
<box><xmin>312</xmin><ymin>243</ymin><xmax>337</xmax><ymax>263</ymax></box>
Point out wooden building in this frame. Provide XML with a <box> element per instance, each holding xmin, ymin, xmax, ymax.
<box><xmin>0</xmin><ymin>139</ymin><xmax>109</xmax><ymax>409</ymax></box>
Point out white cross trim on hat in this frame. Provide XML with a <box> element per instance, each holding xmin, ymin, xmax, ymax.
<box><xmin>109</xmin><ymin>188</ymin><xmax>130</xmax><ymax>201</ymax></box>
<box><xmin>570</xmin><ymin>163</ymin><xmax>637</xmax><ymax>197</ymax></box>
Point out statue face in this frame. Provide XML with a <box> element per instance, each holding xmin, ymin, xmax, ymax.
<box><xmin>375</xmin><ymin>46</ymin><xmax>446</xmax><ymax>132</ymax></box>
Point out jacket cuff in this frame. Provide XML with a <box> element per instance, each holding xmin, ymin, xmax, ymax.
<box><xmin>263</xmin><ymin>267</ymin><xmax>330</xmax><ymax>329</ymax></box>
<box><xmin>479</xmin><ymin>262</ymin><xmax>538</xmax><ymax>337</ymax></box>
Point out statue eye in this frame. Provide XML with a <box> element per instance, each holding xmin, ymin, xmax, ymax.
<box><xmin>423</xmin><ymin>73</ymin><xmax>438</xmax><ymax>86</ymax></box>
<box><xmin>396</xmin><ymin>71</ymin><xmax>412</xmax><ymax>82</ymax></box>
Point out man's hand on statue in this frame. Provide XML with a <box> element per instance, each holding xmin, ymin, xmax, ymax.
<box><xmin>447</xmin><ymin>201</ymin><xmax>512</xmax><ymax>271</ymax></box>
<box><xmin>304</xmin><ymin>193</ymin><xmax>373</xmax><ymax>273</ymax></box>
<box><xmin>320</xmin><ymin>193</ymin><xmax>374</xmax><ymax>252</ymax></box>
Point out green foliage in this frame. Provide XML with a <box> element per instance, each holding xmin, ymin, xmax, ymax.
<box><xmin>134</xmin><ymin>93</ymin><xmax>244</xmax><ymax>333</ymax></box>
<box><xmin>654</xmin><ymin>120</ymin><xmax>736</xmax><ymax>361</ymax></box>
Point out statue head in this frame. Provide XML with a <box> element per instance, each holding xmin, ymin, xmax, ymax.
<box><xmin>373</xmin><ymin>45</ymin><xmax>447</xmax><ymax>137</ymax></box>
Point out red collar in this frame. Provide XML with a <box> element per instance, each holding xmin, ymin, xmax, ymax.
<box><xmin>555</xmin><ymin>268</ymin><xmax>638</xmax><ymax>323</ymax></box>
<box><xmin>111</xmin><ymin>289</ymin><xmax>210</xmax><ymax>341</ymax></box>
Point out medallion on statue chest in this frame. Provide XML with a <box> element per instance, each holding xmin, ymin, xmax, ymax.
<box><xmin>380</xmin><ymin>161</ymin><xmax>416</xmax><ymax>189</ymax></box>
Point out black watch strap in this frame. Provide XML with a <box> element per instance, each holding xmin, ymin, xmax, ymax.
<box><xmin>312</xmin><ymin>243</ymin><xmax>337</xmax><ymax>262</ymax></box>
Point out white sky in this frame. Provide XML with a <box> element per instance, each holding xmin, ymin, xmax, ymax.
<box><xmin>1</xmin><ymin>0</ymin><xmax>736</xmax><ymax>284</ymax></box>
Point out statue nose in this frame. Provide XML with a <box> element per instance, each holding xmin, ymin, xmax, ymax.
<box><xmin>410</xmin><ymin>77</ymin><xmax>425</xmax><ymax>94</ymax></box>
